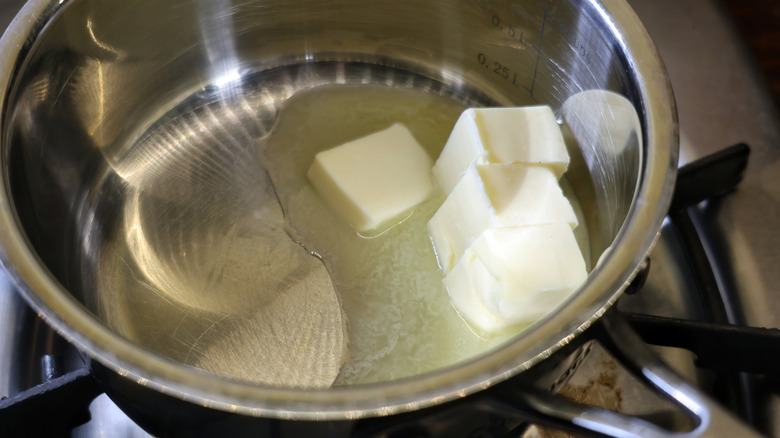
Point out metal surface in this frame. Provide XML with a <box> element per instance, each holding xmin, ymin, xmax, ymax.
<box><xmin>514</xmin><ymin>312</ymin><xmax>763</xmax><ymax>438</ymax></box>
<box><xmin>624</xmin><ymin>1</ymin><xmax>780</xmax><ymax>436</ymax></box>
<box><xmin>2</xmin><ymin>0</ymin><xmax>779</xmax><ymax>436</ymax></box>
<box><xmin>0</xmin><ymin>0</ymin><xmax>29</xmax><ymax>405</ymax></box>
<box><xmin>0</xmin><ymin>0</ymin><xmax>675</xmax><ymax>421</ymax></box>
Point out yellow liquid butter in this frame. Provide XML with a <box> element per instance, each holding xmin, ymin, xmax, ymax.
<box><xmin>262</xmin><ymin>84</ymin><xmax>512</xmax><ymax>385</ymax></box>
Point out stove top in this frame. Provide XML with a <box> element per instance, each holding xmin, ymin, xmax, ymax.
<box><xmin>2</xmin><ymin>1</ymin><xmax>780</xmax><ymax>437</ymax></box>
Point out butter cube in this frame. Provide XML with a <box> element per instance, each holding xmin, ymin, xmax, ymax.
<box><xmin>428</xmin><ymin>163</ymin><xmax>578</xmax><ymax>272</ymax></box>
<box><xmin>444</xmin><ymin>224</ymin><xmax>587</xmax><ymax>333</ymax></box>
<box><xmin>432</xmin><ymin>106</ymin><xmax>569</xmax><ymax>194</ymax></box>
<box><xmin>443</xmin><ymin>250</ymin><xmax>506</xmax><ymax>333</ymax></box>
<box><xmin>307</xmin><ymin>123</ymin><xmax>433</xmax><ymax>232</ymax></box>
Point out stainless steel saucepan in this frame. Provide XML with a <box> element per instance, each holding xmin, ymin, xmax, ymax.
<box><xmin>0</xmin><ymin>0</ymin><xmax>759</xmax><ymax>436</ymax></box>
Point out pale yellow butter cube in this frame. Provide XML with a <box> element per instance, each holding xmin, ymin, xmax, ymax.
<box><xmin>428</xmin><ymin>163</ymin><xmax>578</xmax><ymax>272</ymax></box>
<box><xmin>443</xmin><ymin>249</ymin><xmax>506</xmax><ymax>333</ymax></box>
<box><xmin>307</xmin><ymin>123</ymin><xmax>433</xmax><ymax>232</ymax></box>
<box><xmin>432</xmin><ymin>106</ymin><xmax>570</xmax><ymax>194</ymax></box>
<box><xmin>444</xmin><ymin>224</ymin><xmax>587</xmax><ymax>333</ymax></box>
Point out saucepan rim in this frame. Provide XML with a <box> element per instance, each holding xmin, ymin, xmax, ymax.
<box><xmin>0</xmin><ymin>0</ymin><xmax>677</xmax><ymax>420</ymax></box>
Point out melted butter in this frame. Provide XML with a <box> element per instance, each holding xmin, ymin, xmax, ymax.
<box><xmin>262</xmin><ymin>84</ymin><xmax>514</xmax><ymax>385</ymax></box>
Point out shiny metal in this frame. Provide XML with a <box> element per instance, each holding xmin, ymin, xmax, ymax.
<box><xmin>515</xmin><ymin>312</ymin><xmax>764</xmax><ymax>438</ymax></box>
<box><xmin>72</xmin><ymin>395</ymin><xmax>153</xmax><ymax>438</ymax></box>
<box><xmin>625</xmin><ymin>1</ymin><xmax>780</xmax><ymax>435</ymax></box>
<box><xmin>0</xmin><ymin>0</ymin><xmax>675</xmax><ymax>423</ymax></box>
<box><xmin>0</xmin><ymin>269</ymin><xmax>28</xmax><ymax>399</ymax></box>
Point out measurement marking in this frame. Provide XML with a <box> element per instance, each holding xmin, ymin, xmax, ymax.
<box><xmin>524</xmin><ymin>5</ymin><xmax>548</xmax><ymax>101</ymax></box>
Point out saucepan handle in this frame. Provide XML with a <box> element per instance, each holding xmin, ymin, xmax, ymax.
<box><xmin>487</xmin><ymin>310</ymin><xmax>765</xmax><ymax>438</ymax></box>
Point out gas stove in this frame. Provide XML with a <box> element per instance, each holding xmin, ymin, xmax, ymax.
<box><xmin>2</xmin><ymin>1</ymin><xmax>780</xmax><ymax>437</ymax></box>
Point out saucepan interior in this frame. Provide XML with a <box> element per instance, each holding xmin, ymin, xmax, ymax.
<box><xmin>0</xmin><ymin>0</ymin><xmax>676</xmax><ymax>418</ymax></box>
